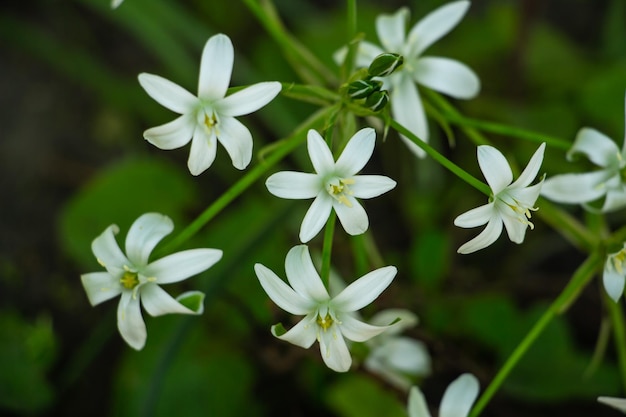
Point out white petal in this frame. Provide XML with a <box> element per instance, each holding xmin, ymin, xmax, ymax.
<box><xmin>117</xmin><ymin>292</ymin><xmax>147</xmax><ymax>350</ymax></box>
<box><xmin>266</xmin><ymin>171</ymin><xmax>321</xmax><ymax>199</ymax></box>
<box><xmin>498</xmin><ymin>207</ymin><xmax>529</xmax><ymax>245</ymax></box>
<box><xmin>319</xmin><ymin>327</ymin><xmax>352</xmax><ymax>372</ymax></box>
<box><xmin>346</xmin><ymin>41</ymin><xmax>386</xmax><ymax>68</ymax></box>
<box><xmin>217</xmin><ymin>116</ymin><xmax>253</xmax><ymax>170</ymax></box>
<box><xmin>407</xmin><ymin>1</ymin><xmax>470</xmax><ymax>56</ymax></box>
<box><xmin>255</xmin><ymin>263</ymin><xmax>315</xmax><ymax>315</ymax></box>
<box><xmin>307</xmin><ymin>129</ymin><xmax>335</xmax><ymax>175</ymax></box>
<box><xmin>143</xmin><ymin>113</ymin><xmax>195</xmax><ymax>150</ymax></box>
<box><xmin>376</xmin><ymin>8</ymin><xmax>409</xmax><ymax>52</ymax></box>
<box><xmin>602</xmin><ymin>188</ymin><xmax>626</xmax><ymax>212</ymax></box>
<box><xmin>369</xmin><ymin>308</ymin><xmax>419</xmax><ymax>335</ymax></box>
<box><xmin>299</xmin><ymin>193</ymin><xmax>333</xmax><ymax>243</ymax></box>
<box><xmin>144</xmin><ymin>248</ymin><xmax>222</xmax><ymax>284</ymax></box>
<box><xmin>187</xmin><ymin>125</ymin><xmax>218</xmax><ymax>175</ymax></box>
<box><xmin>81</xmin><ymin>272</ymin><xmax>122</xmax><ymax>306</ymax></box>
<box><xmin>140</xmin><ymin>283</ymin><xmax>196</xmax><ymax>316</ymax></box>
<box><xmin>598</xmin><ymin>396</ymin><xmax>626</xmax><ymax>413</ymax></box>
<box><xmin>392</xmin><ymin>74</ymin><xmax>428</xmax><ymax>157</ymax></box>
<box><xmin>454</xmin><ymin>202</ymin><xmax>494</xmax><ymax>228</ymax></box>
<box><xmin>91</xmin><ymin>224</ymin><xmax>129</xmax><ymax>273</ymax></box>
<box><xmin>285</xmin><ymin>245</ymin><xmax>330</xmax><ymax>302</ymax></box>
<box><xmin>272</xmin><ymin>313</ymin><xmax>318</xmax><ymax>349</ymax></box>
<box><xmin>138</xmin><ymin>73</ymin><xmax>198</xmax><ymax>114</ymax></box>
<box><xmin>510</xmin><ymin>143</ymin><xmax>546</xmax><ymax>188</ymax></box>
<box><xmin>413</xmin><ymin>57</ymin><xmax>479</xmax><ymax>99</ymax></box>
<box><xmin>335</xmin><ymin>128</ymin><xmax>376</xmax><ymax>175</ymax></box>
<box><xmin>125</xmin><ymin>213</ymin><xmax>174</xmax><ymax>266</ymax></box>
<box><xmin>457</xmin><ymin>215</ymin><xmax>503</xmax><ymax>254</ymax></box>
<box><xmin>408</xmin><ymin>386</ymin><xmax>432</xmax><ymax>417</ymax></box>
<box><xmin>477</xmin><ymin>145</ymin><xmax>513</xmax><ymax>194</ymax></box>
<box><xmin>568</xmin><ymin>128</ymin><xmax>620</xmax><ymax>168</ymax></box>
<box><xmin>439</xmin><ymin>373</ymin><xmax>480</xmax><ymax>417</ymax></box>
<box><xmin>369</xmin><ymin>337</ymin><xmax>431</xmax><ymax>375</ymax></box>
<box><xmin>218</xmin><ymin>82</ymin><xmax>282</xmax><ymax>117</ymax></box>
<box><xmin>603</xmin><ymin>258</ymin><xmax>625</xmax><ymax>302</ymax></box>
<box><xmin>334</xmin><ymin>197</ymin><xmax>369</xmax><ymax>236</ymax></box>
<box><xmin>111</xmin><ymin>0</ymin><xmax>124</xmax><ymax>9</ymax></box>
<box><xmin>540</xmin><ymin>170</ymin><xmax>611</xmax><ymax>204</ymax></box>
<box><xmin>198</xmin><ymin>33</ymin><xmax>233</xmax><ymax>100</ymax></box>
<box><xmin>351</xmin><ymin>175</ymin><xmax>397</xmax><ymax>198</ymax></box>
<box><xmin>332</xmin><ymin>266</ymin><xmax>396</xmax><ymax>312</ymax></box>
<box><xmin>338</xmin><ymin>314</ymin><xmax>388</xmax><ymax>342</ymax></box>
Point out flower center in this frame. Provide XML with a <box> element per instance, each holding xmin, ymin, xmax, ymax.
<box><xmin>612</xmin><ymin>248</ymin><xmax>626</xmax><ymax>274</ymax></box>
<box><xmin>499</xmin><ymin>194</ymin><xmax>538</xmax><ymax>229</ymax></box>
<box><xmin>120</xmin><ymin>270</ymin><xmax>139</xmax><ymax>290</ymax></box>
<box><xmin>204</xmin><ymin>112</ymin><xmax>219</xmax><ymax>134</ymax></box>
<box><xmin>316</xmin><ymin>312</ymin><xmax>334</xmax><ymax>331</ymax></box>
<box><xmin>326</xmin><ymin>178</ymin><xmax>355</xmax><ymax>207</ymax></box>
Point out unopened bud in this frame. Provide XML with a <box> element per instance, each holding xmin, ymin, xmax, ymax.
<box><xmin>364</xmin><ymin>90</ymin><xmax>389</xmax><ymax>112</ymax></box>
<box><xmin>367</xmin><ymin>53</ymin><xmax>404</xmax><ymax>77</ymax></box>
<box><xmin>347</xmin><ymin>79</ymin><xmax>383</xmax><ymax>99</ymax></box>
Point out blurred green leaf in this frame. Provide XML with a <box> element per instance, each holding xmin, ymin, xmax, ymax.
<box><xmin>325</xmin><ymin>374</ymin><xmax>406</xmax><ymax>417</ymax></box>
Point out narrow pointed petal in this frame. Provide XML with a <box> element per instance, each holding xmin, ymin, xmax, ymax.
<box><xmin>140</xmin><ymin>284</ymin><xmax>196</xmax><ymax>316</ymax></box>
<box><xmin>408</xmin><ymin>386</ymin><xmax>433</xmax><ymax>417</ymax></box>
<box><xmin>510</xmin><ymin>143</ymin><xmax>545</xmax><ymax>188</ymax></box>
<box><xmin>335</xmin><ymin>128</ymin><xmax>376</xmax><ymax>175</ymax></box>
<box><xmin>568</xmin><ymin>128</ymin><xmax>620</xmax><ymax>168</ymax></box>
<box><xmin>598</xmin><ymin>396</ymin><xmax>626</xmax><ymax>413</ymax></box>
<box><xmin>351</xmin><ymin>175</ymin><xmax>396</xmax><ymax>198</ymax></box>
<box><xmin>307</xmin><ymin>130</ymin><xmax>335</xmax><ymax>174</ymax></box>
<box><xmin>285</xmin><ymin>245</ymin><xmax>330</xmax><ymax>302</ymax></box>
<box><xmin>266</xmin><ymin>171</ymin><xmax>321</xmax><ymax>199</ymax></box>
<box><xmin>603</xmin><ymin>260</ymin><xmax>625</xmax><ymax>302</ymax></box>
<box><xmin>198</xmin><ymin>34</ymin><xmax>233</xmax><ymax>100</ymax></box>
<box><xmin>144</xmin><ymin>248</ymin><xmax>223</xmax><ymax>284</ymax></box>
<box><xmin>188</xmin><ymin>126</ymin><xmax>218</xmax><ymax>175</ymax></box>
<box><xmin>217</xmin><ymin>116</ymin><xmax>253</xmax><ymax>170</ymax></box>
<box><xmin>334</xmin><ymin>197</ymin><xmax>369</xmax><ymax>236</ymax></box>
<box><xmin>272</xmin><ymin>314</ymin><xmax>317</xmax><ymax>348</ymax></box>
<box><xmin>477</xmin><ymin>145</ymin><xmax>513</xmax><ymax>194</ymax></box>
<box><xmin>125</xmin><ymin>213</ymin><xmax>173</xmax><ymax>266</ymax></box>
<box><xmin>299</xmin><ymin>193</ymin><xmax>333</xmax><ymax>243</ymax></box>
<box><xmin>117</xmin><ymin>292</ymin><xmax>147</xmax><ymax>350</ymax></box>
<box><xmin>218</xmin><ymin>82</ymin><xmax>281</xmax><ymax>117</ymax></box>
<box><xmin>602</xmin><ymin>188</ymin><xmax>626</xmax><ymax>212</ymax></box>
<box><xmin>138</xmin><ymin>73</ymin><xmax>197</xmax><ymax>114</ymax></box>
<box><xmin>333</xmin><ymin>266</ymin><xmax>396</xmax><ymax>312</ymax></box>
<box><xmin>457</xmin><ymin>216</ymin><xmax>503</xmax><ymax>254</ymax></box>
<box><xmin>143</xmin><ymin>113</ymin><xmax>195</xmax><ymax>150</ymax></box>
<box><xmin>413</xmin><ymin>57</ymin><xmax>479</xmax><ymax>99</ymax></box>
<box><xmin>407</xmin><ymin>1</ymin><xmax>470</xmax><ymax>56</ymax></box>
<box><xmin>392</xmin><ymin>74</ymin><xmax>428</xmax><ymax>157</ymax></box>
<box><xmin>454</xmin><ymin>203</ymin><xmax>494</xmax><ymax>228</ymax></box>
<box><xmin>92</xmin><ymin>224</ymin><xmax>130</xmax><ymax>272</ymax></box>
<box><xmin>255</xmin><ymin>264</ymin><xmax>315</xmax><ymax>315</ymax></box>
<box><xmin>370</xmin><ymin>308</ymin><xmax>419</xmax><ymax>335</ymax></box>
<box><xmin>376</xmin><ymin>8</ymin><xmax>409</xmax><ymax>52</ymax></box>
<box><xmin>339</xmin><ymin>314</ymin><xmax>388</xmax><ymax>342</ymax></box>
<box><xmin>368</xmin><ymin>337</ymin><xmax>431</xmax><ymax>376</ymax></box>
<box><xmin>81</xmin><ymin>272</ymin><xmax>122</xmax><ymax>306</ymax></box>
<box><xmin>541</xmin><ymin>170</ymin><xmax>611</xmax><ymax>204</ymax></box>
<box><xmin>439</xmin><ymin>373</ymin><xmax>480</xmax><ymax>417</ymax></box>
<box><xmin>498</xmin><ymin>206</ymin><xmax>529</xmax><ymax>244</ymax></box>
<box><xmin>319</xmin><ymin>329</ymin><xmax>352</xmax><ymax>372</ymax></box>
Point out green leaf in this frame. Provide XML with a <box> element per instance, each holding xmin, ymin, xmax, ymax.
<box><xmin>325</xmin><ymin>375</ymin><xmax>407</xmax><ymax>417</ymax></box>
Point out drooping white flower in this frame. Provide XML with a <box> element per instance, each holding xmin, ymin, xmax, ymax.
<box><xmin>80</xmin><ymin>213</ymin><xmax>222</xmax><ymax>350</ymax></box>
<box><xmin>541</xmin><ymin>95</ymin><xmax>626</xmax><ymax>212</ymax></box>
<box><xmin>265</xmin><ymin>127</ymin><xmax>396</xmax><ymax>242</ymax></box>
<box><xmin>407</xmin><ymin>374</ymin><xmax>479</xmax><ymax>417</ymax></box>
<box><xmin>138</xmin><ymin>33</ymin><xmax>282</xmax><ymax>175</ymax></box>
<box><xmin>598</xmin><ymin>396</ymin><xmax>626</xmax><ymax>414</ymax></box>
<box><xmin>603</xmin><ymin>244</ymin><xmax>626</xmax><ymax>302</ymax></box>
<box><xmin>254</xmin><ymin>244</ymin><xmax>397</xmax><ymax>372</ymax></box>
<box><xmin>111</xmin><ymin>0</ymin><xmax>123</xmax><ymax>8</ymax></box>
<box><xmin>341</xmin><ymin>2</ymin><xmax>480</xmax><ymax>158</ymax></box>
<box><xmin>454</xmin><ymin>143</ymin><xmax>546</xmax><ymax>254</ymax></box>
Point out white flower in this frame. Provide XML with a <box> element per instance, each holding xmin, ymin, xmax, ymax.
<box><xmin>603</xmin><ymin>244</ymin><xmax>626</xmax><ymax>302</ymax></box>
<box><xmin>541</xmin><ymin>95</ymin><xmax>626</xmax><ymax>212</ymax></box>
<box><xmin>111</xmin><ymin>0</ymin><xmax>123</xmax><ymax>8</ymax></box>
<box><xmin>598</xmin><ymin>396</ymin><xmax>626</xmax><ymax>414</ymax></box>
<box><xmin>138</xmin><ymin>33</ymin><xmax>282</xmax><ymax>175</ymax></box>
<box><xmin>454</xmin><ymin>143</ymin><xmax>546</xmax><ymax>254</ymax></box>
<box><xmin>254</xmin><ymin>245</ymin><xmax>397</xmax><ymax>372</ymax></box>
<box><xmin>344</xmin><ymin>2</ymin><xmax>480</xmax><ymax>158</ymax></box>
<box><xmin>407</xmin><ymin>374</ymin><xmax>479</xmax><ymax>417</ymax></box>
<box><xmin>265</xmin><ymin>127</ymin><xmax>396</xmax><ymax>242</ymax></box>
<box><xmin>80</xmin><ymin>213</ymin><xmax>222</xmax><ymax>350</ymax></box>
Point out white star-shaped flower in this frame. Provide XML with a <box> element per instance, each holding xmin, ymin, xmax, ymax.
<box><xmin>454</xmin><ymin>143</ymin><xmax>546</xmax><ymax>254</ymax></box>
<box><xmin>254</xmin><ymin>244</ymin><xmax>397</xmax><ymax>372</ymax></box>
<box><xmin>408</xmin><ymin>374</ymin><xmax>479</xmax><ymax>417</ymax></box>
<box><xmin>541</xmin><ymin>94</ymin><xmax>626</xmax><ymax>212</ymax></box>
<box><xmin>265</xmin><ymin>127</ymin><xmax>396</xmax><ymax>242</ymax></box>
<box><xmin>603</xmin><ymin>244</ymin><xmax>626</xmax><ymax>302</ymax></box>
<box><xmin>345</xmin><ymin>2</ymin><xmax>480</xmax><ymax>157</ymax></box>
<box><xmin>138</xmin><ymin>33</ymin><xmax>281</xmax><ymax>175</ymax></box>
<box><xmin>80</xmin><ymin>213</ymin><xmax>222</xmax><ymax>350</ymax></box>
<box><xmin>598</xmin><ymin>396</ymin><xmax>626</xmax><ymax>414</ymax></box>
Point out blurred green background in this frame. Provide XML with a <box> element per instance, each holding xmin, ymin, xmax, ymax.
<box><xmin>1</xmin><ymin>0</ymin><xmax>626</xmax><ymax>415</ymax></box>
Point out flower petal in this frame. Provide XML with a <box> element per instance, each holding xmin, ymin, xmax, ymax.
<box><xmin>143</xmin><ymin>113</ymin><xmax>195</xmax><ymax>150</ymax></box>
<box><xmin>92</xmin><ymin>224</ymin><xmax>129</xmax><ymax>274</ymax></box>
<box><xmin>332</xmin><ymin>265</ymin><xmax>396</xmax><ymax>312</ymax></box>
<box><xmin>407</xmin><ymin>0</ymin><xmax>470</xmax><ymax>56</ymax></box>
<box><xmin>117</xmin><ymin>291</ymin><xmax>147</xmax><ymax>350</ymax></box>
<box><xmin>140</xmin><ymin>283</ymin><xmax>196</xmax><ymax>316</ymax></box>
<box><xmin>335</xmin><ymin>128</ymin><xmax>376</xmax><ymax>175</ymax></box>
<box><xmin>187</xmin><ymin>125</ymin><xmax>218</xmax><ymax>175</ymax></box>
<box><xmin>392</xmin><ymin>74</ymin><xmax>428</xmax><ymax>157</ymax></box>
<box><xmin>285</xmin><ymin>245</ymin><xmax>330</xmax><ymax>302</ymax></box>
<box><xmin>598</xmin><ymin>396</ymin><xmax>626</xmax><ymax>413</ymax></box>
<box><xmin>368</xmin><ymin>337</ymin><xmax>431</xmax><ymax>375</ymax></box>
<box><xmin>602</xmin><ymin>188</ymin><xmax>626</xmax><ymax>212</ymax></box>
<box><xmin>218</xmin><ymin>82</ymin><xmax>282</xmax><ymax>117</ymax></box>
<box><xmin>498</xmin><ymin>204</ymin><xmax>529</xmax><ymax>245</ymax></box>
<box><xmin>333</xmin><ymin>197</ymin><xmax>369</xmax><ymax>236</ymax></box>
<box><xmin>439</xmin><ymin>373</ymin><xmax>480</xmax><ymax>417</ymax></box>
<box><xmin>339</xmin><ymin>314</ymin><xmax>388</xmax><ymax>342</ymax></box>
<box><xmin>370</xmin><ymin>308</ymin><xmax>419</xmax><ymax>335</ymax></box>
<box><xmin>568</xmin><ymin>128</ymin><xmax>620</xmax><ymax>168</ymax></box>
<box><xmin>81</xmin><ymin>272</ymin><xmax>122</xmax><ymax>306</ymax></box>
<box><xmin>272</xmin><ymin>313</ymin><xmax>318</xmax><ymax>348</ymax></box>
<box><xmin>351</xmin><ymin>175</ymin><xmax>397</xmax><ymax>199</ymax></box>
<box><xmin>319</xmin><ymin>327</ymin><xmax>352</xmax><ymax>372</ymax></box>
<box><xmin>334</xmin><ymin>41</ymin><xmax>385</xmax><ymax>68</ymax></box>
<box><xmin>454</xmin><ymin>202</ymin><xmax>494</xmax><ymax>228</ymax></box>
<box><xmin>307</xmin><ymin>129</ymin><xmax>335</xmax><ymax>175</ymax></box>
<box><xmin>540</xmin><ymin>170</ymin><xmax>611</xmax><ymax>204</ymax></box>
<box><xmin>413</xmin><ymin>57</ymin><xmax>479</xmax><ymax>99</ymax></box>
<box><xmin>198</xmin><ymin>33</ymin><xmax>233</xmax><ymax>100</ymax></box>
<box><xmin>457</xmin><ymin>215</ymin><xmax>503</xmax><ymax>254</ymax></box>
<box><xmin>603</xmin><ymin>257</ymin><xmax>625</xmax><ymax>302</ymax></box>
<box><xmin>255</xmin><ymin>264</ymin><xmax>315</xmax><ymax>315</ymax></box>
<box><xmin>477</xmin><ymin>145</ymin><xmax>513</xmax><ymax>194</ymax></box>
<box><xmin>144</xmin><ymin>248</ymin><xmax>222</xmax><ymax>284</ymax></box>
<box><xmin>510</xmin><ymin>143</ymin><xmax>546</xmax><ymax>189</ymax></box>
<box><xmin>125</xmin><ymin>213</ymin><xmax>174</xmax><ymax>266</ymax></box>
<box><xmin>376</xmin><ymin>8</ymin><xmax>409</xmax><ymax>52</ymax></box>
<box><xmin>299</xmin><ymin>193</ymin><xmax>333</xmax><ymax>243</ymax></box>
<box><xmin>216</xmin><ymin>116</ymin><xmax>253</xmax><ymax>170</ymax></box>
<box><xmin>138</xmin><ymin>73</ymin><xmax>198</xmax><ymax>114</ymax></box>
<box><xmin>408</xmin><ymin>386</ymin><xmax>433</xmax><ymax>417</ymax></box>
<box><xmin>266</xmin><ymin>171</ymin><xmax>321</xmax><ymax>199</ymax></box>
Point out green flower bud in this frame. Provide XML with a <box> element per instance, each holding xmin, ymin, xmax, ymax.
<box><xmin>347</xmin><ymin>79</ymin><xmax>383</xmax><ymax>99</ymax></box>
<box><xmin>364</xmin><ymin>90</ymin><xmax>389</xmax><ymax>112</ymax></box>
<box><xmin>367</xmin><ymin>53</ymin><xmax>404</xmax><ymax>77</ymax></box>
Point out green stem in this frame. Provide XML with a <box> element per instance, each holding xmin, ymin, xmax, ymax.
<box><xmin>320</xmin><ymin>211</ymin><xmax>337</xmax><ymax>288</ymax></box>
<box><xmin>606</xmin><ymin>295</ymin><xmax>626</xmax><ymax>391</ymax></box>
<box><xmin>341</xmin><ymin>0</ymin><xmax>358</xmax><ymax>81</ymax></box>
<box><xmin>535</xmin><ymin>198</ymin><xmax>598</xmax><ymax>253</ymax></box>
<box><xmin>468</xmin><ymin>251</ymin><xmax>603</xmax><ymax>417</ymax></box>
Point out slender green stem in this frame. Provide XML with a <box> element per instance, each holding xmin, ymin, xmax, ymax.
<box><xmin>606</xmin><ymin>296</ymin><xmax>626</xmax><ymax>391</ymax></box>
<box><xmin>320</xmin><ymin>211</ymin><xmax>337</xmax><ymax>287</ymax></box>
<box><xmin>341</xmin><ymin>0</ymin><xmax>358</xmax><ymax>81</ymax></box>
<box><xmin>279</xmin><ymin>82</ymin><xmax>340</xmax><ymax>106</ymax></box>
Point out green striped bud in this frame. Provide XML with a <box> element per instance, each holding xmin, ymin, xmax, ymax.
<box><xmin>368</xmin><ymin>53</ymin><xmax>404</xmax><ymax>77</ymax></box>
<box><xmin>364</xmin><ymin>90</ymin><xmax>389</xmax><ymax>112</ymax></box>
<box><xmin>347</xmin><ymin>79</ymin><xmax>383</xmax><ymax>99</ymax></box>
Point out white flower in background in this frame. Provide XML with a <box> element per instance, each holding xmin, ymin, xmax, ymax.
<box><xmin>265</xmin><ymin>127</ymin><xmax>396</xmax><ymax>242</ymax></box>
<box><xmin>111</xmin><ymin>0</ymin><xmax>123</xmax><ymax>8</ymax></box>
<box><xmin>138</xmin><ymin>33</ymin><xmax>282</xmax><ymax>175</ymax></box>
<box><xmin>342</xmin><ymin>2</ymin><xmax>480</xmax><ymax>158</ymax></box>
<box><xmin>81</xmin><ymin>213</ymin><xmax>222</xmax><ymax>350</ymax></box>
<box><xmin>408</xmin><ymin>373</ymin><xmax>479</xmax><ymax>417</ymax></box>
<box><xmin>254</xmin><ymin>245</ymin><xmax>396</xmax><ymax>372</ymax></box>
<box><xmin>603</xmin><ymin>244</ymin><xmax>626</xmax><ymax>302</ymax></box>
<box><xmin>598</xmin><ymin>396</ymin><xmax>626</xmax><ymax>414</ymax></box>
<box><xmin>541</xmin><ymin>96</ymin><xmax>626</xmax><ymax>212</ymax></box>
<box><xmin>454</xmin><ymin>143</ymin><xmax>546</xmax><ymax>254</ymax></box>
